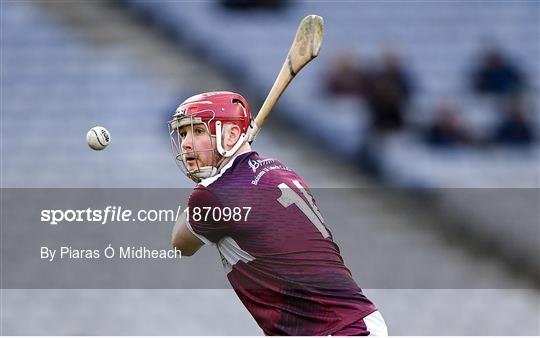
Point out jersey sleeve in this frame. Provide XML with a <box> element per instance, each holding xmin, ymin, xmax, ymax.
<box><xmin>186</xmin><ymin>187</ymin><xmax>231</xmax><ymax>244</ymax></box>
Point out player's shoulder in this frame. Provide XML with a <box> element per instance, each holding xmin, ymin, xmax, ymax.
<box><xmin>199</xmin><ymin>150</ymin><xmax>299</xmax><ymax>188</ymax></box>
<box><xmin>189</xmin><ymin>185</ymin><xmax>221</xmax><ymax>208</ymax></box>
<box><xmin>198</xmin><ymin>151</ymin><xmax>259</xmax><ymax>187</ymax></box>
<box><xmin>238</xmin><ymin>151</ymin><xmax>301</xmax><ymax>187</ymax></box>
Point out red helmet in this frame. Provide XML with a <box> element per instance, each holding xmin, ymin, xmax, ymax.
<box><xmin>170</xmin><ymin>91</ymin><xmax>251</xmax><ymax>134</ymax></box>
<box><xmin>168</xmin><ymin>91</ymin><xmax>252</xmax><ymax>182</ymax></box>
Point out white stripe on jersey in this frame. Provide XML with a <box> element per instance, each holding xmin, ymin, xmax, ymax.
<box><xmin>217</xmin><ymin>236</ymin><xmax>255</xmax><ymax>274</ymax></box>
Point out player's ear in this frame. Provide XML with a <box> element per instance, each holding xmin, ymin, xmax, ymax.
<box><xmin>225</xmin><ymin>124</ymin><xmax>241</xmax><ymax>149</ymax></box>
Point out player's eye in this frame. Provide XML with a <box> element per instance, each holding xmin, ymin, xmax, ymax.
<box><xmin>179</xmin><ymin>131</ymin><xmax>187</xmax><ymax>139</ymax></box>
<box><xmin>194</xmin><ymin>127</ymin><xmax>205</xmax><ymax>135</ymax></box>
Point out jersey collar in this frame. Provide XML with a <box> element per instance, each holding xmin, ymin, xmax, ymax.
<box><xmin>199</xmin><ymin>150</ymin><xmax>254</xmax><ymax>187</ymax></box>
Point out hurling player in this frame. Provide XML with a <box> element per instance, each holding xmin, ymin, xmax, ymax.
<box><xmin>169</xmin><ymin>91</ymin><xmax>388</xmax><ymax>336</ymax></box>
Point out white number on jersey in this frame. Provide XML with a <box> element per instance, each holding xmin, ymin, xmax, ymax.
<box><xmin>277</xmin><ymin>180</ymin><xmax>329</xmax><ymax>238</ymax></box>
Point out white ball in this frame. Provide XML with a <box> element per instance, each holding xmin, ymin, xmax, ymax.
<box><xmin>86</xmin><ymin>126</ymin><xmax>111</xmax><ymax>151</ymax></box>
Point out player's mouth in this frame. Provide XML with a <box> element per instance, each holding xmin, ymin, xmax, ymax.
<box><xmin>184</xmin><ymin>155</ymin><xmax>197</xmax><ymax>167</ymax></box>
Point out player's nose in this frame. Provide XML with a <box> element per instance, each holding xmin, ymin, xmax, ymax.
<box><xmin>180</xmin><ymin>132</ymin><xmax>192</xmax><ymax>151</ymax></box>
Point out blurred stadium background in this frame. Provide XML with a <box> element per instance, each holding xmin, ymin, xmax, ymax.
<box><xmin>1</xmin><ymin>0</ymin><xmax>539</xmax><ymax>335</ymax></box>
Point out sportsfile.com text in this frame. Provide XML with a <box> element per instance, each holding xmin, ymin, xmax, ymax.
<box><xmin>40</xmin><ymin>205</ymin><xmax>183</xmax><ymax>225</ymax></box>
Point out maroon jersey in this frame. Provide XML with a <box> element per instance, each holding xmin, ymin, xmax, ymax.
<box><xmin>186</xmin><ymin>151</ymin><xmax>377</xmax><ymax>335</ymax></box>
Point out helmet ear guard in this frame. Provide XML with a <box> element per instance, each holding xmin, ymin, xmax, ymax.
<box><xmin>215</xmin><ymin>120</ymin><xmax>247</xmax><ymax>157</ymax></box>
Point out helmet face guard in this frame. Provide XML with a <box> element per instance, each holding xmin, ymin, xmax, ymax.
<box><xmin>168</xmin><ymin>110</ymin><xmax>218</xmax><ymax>183</ymax></box>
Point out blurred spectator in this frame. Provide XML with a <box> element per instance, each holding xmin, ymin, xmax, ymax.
<box><xmin>220</xmin><ymin>0</ymin><xmax>287</xmax><ymax>10</ymax></box>
<box><xmin>492</xmin><ymin>95</ymin><xmax>535</xmax><ymax>146</ymax></box>
<box><xmin>363</xmin><ymin>48</ymin><xmax>413</xmax><ymax>133</ymax></box>
<box><xmin>324</xmin><ymin>51</ymin><xmax>366</xmax><ymax>98</ymax></box>
<box><xmin>472</xmin><ymin>46</ymin><xmax>525</xmax><ymax>96</ymax></box>
<box><xmin>424</xmin><ymin>101</ymin><xmax>472</xmax><ymax>147</ymax></box>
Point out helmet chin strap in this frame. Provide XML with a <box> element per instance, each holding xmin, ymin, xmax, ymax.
<box><xmin>215</xmin><ymin>121</ymin><xmax>247</xmax><ymax>157</ymax></box>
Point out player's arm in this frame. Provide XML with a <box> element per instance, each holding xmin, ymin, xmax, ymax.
<box><xmin>171</xmin><ymin>209</ymin><xmax>204</xmax><ymax>256</ymax></box>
